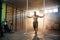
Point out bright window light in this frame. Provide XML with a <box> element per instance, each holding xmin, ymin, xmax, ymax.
<box><xmin>44</xmin><ymin>10</ymin><xmax>48</xmax><ymax>13</ymax></box>
<box><xmin>48</xmin><ymin>9</ymin><xmax>53</xmax><ymax>13</ymax></box>
<box><xmin>53</xmin><ymin>8</ymin><xmax>58</xmax><ymax>12</ymax></box>
<box><xmin>44</xmin><ymin>8</ymin><xmax>58</xmax><ymax>13</ymax></box>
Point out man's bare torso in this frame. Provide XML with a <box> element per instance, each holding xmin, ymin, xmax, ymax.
<box><xmin>33</xmin><ymin>15</ymin><xmax>38</xmax><ymax>22</ymax></box>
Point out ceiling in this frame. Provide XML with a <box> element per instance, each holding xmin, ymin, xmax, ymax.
<box><xmin>5</xmin><ymin>0</ymin><xmax>58</xmax><ymax>10</ymax></box>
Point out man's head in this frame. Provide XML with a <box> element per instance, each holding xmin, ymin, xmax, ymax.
<box><xmin>34</xmin><ymin>11</ymin><xmax>36</xmax><ymax>15</ymax></box>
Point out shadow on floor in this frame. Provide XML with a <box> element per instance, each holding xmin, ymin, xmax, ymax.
<box><xmin>32</xmin><ymin>33</ymin><xmax>42</xmax><ymax>40</ymax></box>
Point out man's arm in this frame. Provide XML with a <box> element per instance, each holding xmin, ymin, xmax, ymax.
<box><xmin>27</xmin><ymin>16</ymin><xmax>33</xmax><ymax>18</ymax></box>
<box><xmin>37</xmin><ymin>14</ymin><xmax>45</xmax><ymax>18</ymax></box>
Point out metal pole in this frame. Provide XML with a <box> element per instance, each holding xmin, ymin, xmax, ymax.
<box><xmin>24</xmin><ymin>0</ymin><xmax>28</xmax><ymax>34</ymax></box>
<box><xmin>26</xmin><ymin>0</ymin><xmax>28</xmax><ymax>33</ymax></box>
<box><xmin>42</xmin><ymin>0</ymin><xmax>45</xmax><ymax>33</ymax></box>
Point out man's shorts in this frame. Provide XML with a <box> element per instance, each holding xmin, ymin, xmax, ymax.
<box><xmin>33</xmin><ymin>22</ymin><xmax>38</xmax><ymax>29</ymax></box>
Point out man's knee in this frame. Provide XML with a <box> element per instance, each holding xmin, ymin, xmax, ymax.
<box><xmin>34</xmin><ymin>28</ymin><xmax>38</xmax><ymax>31</ymax></box>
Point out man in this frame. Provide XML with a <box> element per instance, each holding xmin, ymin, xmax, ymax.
<box><xmin>27</xmin><ymin>11</ymin><xmax>45</xmax><ymax>34</ymax></box>
<box><xmin>4</xmin><ymin>21</ymin><xmax>9</xmax><ymax>32</ymax></box>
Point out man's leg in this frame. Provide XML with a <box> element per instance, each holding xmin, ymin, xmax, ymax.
<box><xmin>33</xmin><ymin>22</ymin><xmax>38</xmax><ymax>34</ymax></box>
<box><xmin>35</xmin><ymin>28</ymin><xmax>38</xmax><ymax>34</ymax></box>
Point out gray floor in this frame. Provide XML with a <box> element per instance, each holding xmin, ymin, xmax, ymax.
<box><xmin>0</xmin><ymin>30</ymin><xmax>60</xmax><ymax>40</ymax></box>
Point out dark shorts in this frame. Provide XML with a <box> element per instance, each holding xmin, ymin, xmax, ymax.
<box><xmin>33</xmin><ymin>22</ymin><xmax>38</xmax><ymax>29</ymax></box>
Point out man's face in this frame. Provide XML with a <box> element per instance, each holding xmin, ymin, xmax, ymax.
<box><xmin>34</xmin><ymin>11</ymin><xmax>36</xmax><ymax>15</ymax></box>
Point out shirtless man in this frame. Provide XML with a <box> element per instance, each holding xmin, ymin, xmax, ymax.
<box><xmin>27</xmin><ymin>11</ymin><xmax>45</xmax><ymax>34</ymax></box>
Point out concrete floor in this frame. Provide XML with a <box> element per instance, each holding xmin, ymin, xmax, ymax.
<box><xmin>0</xmin><ymin>30</ymin><xmax>60</xmax><ymax>40</ymax></box>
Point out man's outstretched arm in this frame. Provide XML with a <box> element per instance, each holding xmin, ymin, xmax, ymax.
<box><xmin>27</xmin><ymin>16</ymin><xmax>33</xmax><ymax>18</ymax></box>
<box><xmin>37</xmin><ymin>14</ymin><xmax>45</xmax><ymax>18</ymax></box>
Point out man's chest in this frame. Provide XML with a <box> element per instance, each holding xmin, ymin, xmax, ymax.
<box><xmin>33</xmin><ymin>16</ymin><xmax>38</xmax><ymax>19</ymax></box>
